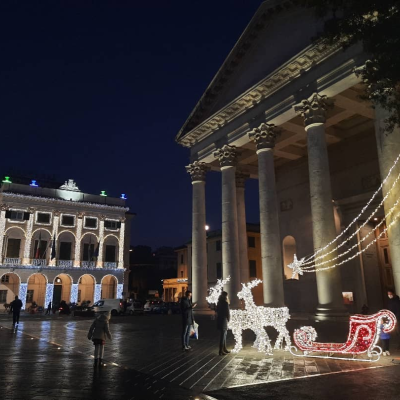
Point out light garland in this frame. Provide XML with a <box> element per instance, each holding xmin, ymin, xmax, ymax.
<box><xmin>118</xmin><ymin>221</ymin><xmax>125</xmax><ymax>269</ymax></box>
<box><xmin>94</xmin><ymin>284</ymin><xmax>102</xmax><ymax>303</ymax></box>
<box><xmin>117</xmin><ymin>284</ymin><xmax>123</xmax><ymax>299</ymax></box>
<box><xmin>45</xmin><ymin>284</ymin><xmax>54</xmax><ymax>307</ymax></box>
<box><xmin>70</xmin><ymin>283</ymin><xmax>79</xmax><ymax>303</ymax></box>
<box><xmin>290</xmin><ymin>310</ymin><xmax>396</xmax><ymax>362</ymax></box>
<box><xmin>207</xmin><ymin>278</ymin><xmax>291</xmax><ymax>354</ymax></box>
<box><xmin>19</xmin><ymin>283</ymin><xmax>28</xmax><ymax>310</ymax></box>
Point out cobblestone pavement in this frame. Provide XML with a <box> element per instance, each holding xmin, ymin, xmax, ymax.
<box><xmin>0</xmin><ymin>313</ymin><xmax>399</xmax><ymax>399</ymax></box>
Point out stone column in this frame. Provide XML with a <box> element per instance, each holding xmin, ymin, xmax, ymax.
<box><xmin>375</xmin><ymin>103</ymin><xmax>400</xmax><ymax>293</ymax></box>
<box><xmin>236</xmin><ymin>171</ymin><xmax>250</xmax><ymax>285</ymax></box>
<box><xmin>23</xmin><ymin>208</ymin><xmax>35</xmax><ymax>265</ymax></box>
<box><xmin>249</xmin><ymin>124</ymin><xmax>284</xmax><ymax>306</ymax></box>
<box><xmin>295</xmin><ymin>93</ymin><xmax>346</xmax><ymax>317</ymax></box>
<box><xmin>118</xmin><ymin>218</ymin><xmax>126</xmax><ymax>269</ymax></box>
<box><xmin>0</xmin><ymin>206</ymin><xmax>8</xmax><ymax>264</ymax></box>
<box><xmin>214</xmin><ymin>145</ymin><xmax>241</xmax><ymax>307</ymax></box>
<box><xmin>97</xmin><ymin>216</ymin><xmax>105</xmax><ymax>268</ymax></box>
<box><xmin>49</xmin><ymin>212</ymin><xmax>60</xmax><ymax>267</ymax></box>
<box><xmin>186</xmin><ymin>161</ymin><xmax>210</xmax><ymax>311</ymax></box>
<box><xmin>74</xmin><ymin>213</ymin><xmax>83</xmax><ymax>267</ymax></box>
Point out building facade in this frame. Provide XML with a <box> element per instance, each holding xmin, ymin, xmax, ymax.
<box><xmin>0</xmin><ymin>178</ymin><xmax>133</xmax><ymax>309</ymax></box>
<box><xmin>176</xmin><ymin>1</ymin><xmax>400</xmax><ymax>317</ymax></box>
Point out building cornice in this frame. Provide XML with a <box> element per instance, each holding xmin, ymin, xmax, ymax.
<box><xmin>1</xmin><ymin>192</ymin><xmax>129</xmax><ymax>213</ymax></box>
<box><xmin>177</xmin><ymin>39</ymin><xmax>342</xmax><ymax>148</ymax></box>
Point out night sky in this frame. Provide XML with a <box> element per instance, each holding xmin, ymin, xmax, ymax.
<box><xmin>0</xmin><ymin>0</ymin><xmax>263</xmax><ymax>248</ymax></box>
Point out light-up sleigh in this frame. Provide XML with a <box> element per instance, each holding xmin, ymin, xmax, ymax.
<box><xmin>289</xmin><ymin>310</ymin><xmax>396</xmax><ymax>362</ymax></box>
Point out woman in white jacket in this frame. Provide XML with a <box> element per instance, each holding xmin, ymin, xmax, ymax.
<box><xmin>88</xmin><ymin>312</ymin><xmax>112</xmax><ymax>367</ymax></box>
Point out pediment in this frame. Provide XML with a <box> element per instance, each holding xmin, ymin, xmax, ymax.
<box><xmin>177</xmin><ymin>0</ymin><xmax>327</xmax><ymax>143</ymax></box>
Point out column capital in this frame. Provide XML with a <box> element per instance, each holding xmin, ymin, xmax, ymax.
<box><xmin>248</xmin><ymin>123</ymin><xmax>281</xmax><ymax>151</ymax></box>
<box><xmin>294</xmin><ymin>93</ymin><xmax>334</xmax><ymax>127</ymax></box>
<box><xmin>0</xmin><ymin>204</ymin><xmax>9</xmax><ymax>211</ymax></box>
<box><xmin>235</xmin><ymin>171</ymin><xmax>250</xmax><ymax>188</ymax></box>
<box><xmin>186</xmin><ymin>161</ymin><xmax>210</xmax><ymax>182</ymax></box>
<box><xmin>214</xmin><ymin>145</ymin><xmax>238</xmax><ymax>168</ymax></box>
<box><xmin>77</xmin><ymin>212</ymin><xmax>85</xmax><ymax>219</ymax></box>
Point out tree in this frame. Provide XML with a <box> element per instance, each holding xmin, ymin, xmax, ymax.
<box><xmin>300</xmin><ymin>0</ymin><xmax>400</xmax><ymax>131</ymax></box>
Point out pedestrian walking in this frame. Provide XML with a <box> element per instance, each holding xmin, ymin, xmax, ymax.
<box><xmin>180</xmin><ymin>290</ymin><xmax>196</xmax><ymax>351</ymax></box>
<box><xmin>216</xmin><ymin>291</ymin><xmax>231</xmax><ymax>356</ymax></box>
<box><xmin>9</xmin><ymin>295</ymin><xmax>23</xmax><ymax>325</ymax></box>
<box><xmin>387</xmin><ymin>289</ymin><xmax>400</xmax><ymax>348</ymax></box>
<box><xmin>380</xmin><ymin>317</ymin><xmax>391</xmax><ymax>356</ymax></box>
<box><xmin>45</xmin><ymin>301</ymin><xmax>52</xmax><ymax>315</ymax></box>
<box><xmin>87</xmin><ymin>312</ymin><xmax>112</xmax><ymax>367</ymax></box>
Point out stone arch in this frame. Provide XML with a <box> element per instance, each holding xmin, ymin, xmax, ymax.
<box><xmin>283</xmin><ymin>235</ymin><xmax>298</xmax><ymax>280</ymax></box>
<box><xmin>57</xmin><ymin>231</ymin><xmax>75</xmax><ymax>263</ymax></box>
<box><xmin>31</xmin><ymin>228</ymin><xmax>52</xmax><ymax>261</ymax></box>
<box><xmin>101</xmin><ymin>274</ymin><xmax>118</xmax><ymax>299</ymax></box>
<box><xmin>26</xmin><ymin>273</ymin><xmax>48</xmax><ymax>308</ymax></box>
<box><xmin>53</xmin><ymin>273</ymin><xmax>73</xmax><ymax>307</ymax></box>
<box><xmin>78</xmin><ymin>274</ymin><xmax>95</xmax><ymax>305</ymax></box>
<box><xmin>103</xmin><ymin>235</ymin><xmax>119</xmax><ymax>266</ymax></box>
<box><xmin>81</xmin><ymin>232</ymin><xmax>98</xmax><ymax>263</ymax></box>
<box><xmin>4</xmin><ymin>227</ymin><xmax>26</xmax><ymax>261</ymax></box>
<box><xmin>0</xmin><ymin>272</ymin><xmax>21</xmax><ymax>304</ymax></box>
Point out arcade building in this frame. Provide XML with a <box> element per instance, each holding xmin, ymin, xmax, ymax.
<box><xmin>0</xmin><ymin>178</ymin><xmax>132</xmax><ymax>310</ymax></box>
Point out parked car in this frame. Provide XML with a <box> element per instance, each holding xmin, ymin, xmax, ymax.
<box><xmin>127</xmin><ymin>300</ymin><xmax>144</xmax><ymax>315</ymax></box>
<box><xmin>144</xmin><ymin>300</ymin><xmax>163</xmax><ymax>313</ymax></box>
<box><xmin>156</xmin><ymin>302</ymin><xmax>181</xmax><ymax>314</ymax></box>
<box><xmin>92</xmin><ymin>299</ymin><xmax>123</xmax><ymax>316</ymax></box>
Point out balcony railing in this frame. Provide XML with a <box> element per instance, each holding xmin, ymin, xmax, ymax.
<box><xmin>57</xmin><ymin>260</ymin><xmax>73</xmax><ymax>268</ymax></box>
<box><xmin>32</xmin><ymin>259</ymin><xmax>47</xmax><ymax>267</ymax></box>
<box><xmin>81</xmin><ymin>261</ymin><xmax>96</xmax><ymax>269</ymax></box>
<box><xmin>3</xmin><ymin>258</ymin><xmax>21</xmax><ymax>265</ymax></box>
<box><xmin>104</xmin><ymin>262</ymin><xmax>117</xmax><ymax>269</ymax></box>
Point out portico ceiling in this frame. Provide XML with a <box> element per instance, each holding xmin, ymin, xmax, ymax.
<box><xmin>204</xmin><ymin>84</ymin><xmax>375</xmax><ymax>175</ymax></box>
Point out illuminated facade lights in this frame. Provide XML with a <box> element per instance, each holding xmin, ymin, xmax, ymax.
<box><xmin>2</xmin><ymin>176</ymin><xmax>12</xmax><ymax>183</ymax></box>
<box><xmin>30</xmin><ymin>180</ymin><xmax>39</xmax><ymax>187</ymax></box>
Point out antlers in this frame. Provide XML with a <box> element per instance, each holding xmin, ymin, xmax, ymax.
<box><xmin>241</xmin><ymin>279</ymin><xmax>262</xmax><ymax>290</ymax></box>
<box><xmin>206</xmin><ymin>276</ymin><xmax>231</xmax><ymax>305</ymax></box>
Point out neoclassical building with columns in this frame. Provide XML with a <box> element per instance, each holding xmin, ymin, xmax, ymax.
<box><xmin>0</xmin><ymin>178</ymin><xmax>133</xmax><ymax>310</ymax></box>
<box><xmin>176</xmin><ymin>1</ymin><xmax>400</xmax><ymax>317</ymax></box>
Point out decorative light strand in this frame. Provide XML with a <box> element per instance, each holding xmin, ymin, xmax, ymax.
<box><xmin>290</xmin><ymin>310</ymin><xmax>396</xmax><ymax>362</ymax></box>
<box><xmin>300</xmin><ymin>197</ymin><xmax>400</xmax><ymax>270</ymax></box>
<box><xmin>300</xmin><ymin>207</ymin><xmax>400</xmax><ymax>273</ymax></box>
<box><xmin>206</xmin><ymin>276</ymin><xmax>230</xmax><ymax>305</ymax></box>
<box><xmin>303</xmin><ymin>152</ymin><xmax>400</xmax><ymax>263</ymax></box>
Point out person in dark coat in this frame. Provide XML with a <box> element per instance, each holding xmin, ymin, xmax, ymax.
<box><xmin>45</xmin><ymin>301</ymin><xmax>52</xmax><ymax>315</ymax></box>
<box><xmin>216</xmin><ymin>291</ymin><xmax>230</xmax><ymax>356</ymax></box>
<box><xmin>9</xmin><ymin>295</ymin><xmax>23</xmax><ymax>325</ymax></box>
<box><xmin>387</xmin><ymin>289</ymin><xmax>400</xmax><ymax>348</ymax></box>
<box><xmin>180</xmin><ymin>290</ymin><xmax>197</xmax><ymax>351</ymax></box>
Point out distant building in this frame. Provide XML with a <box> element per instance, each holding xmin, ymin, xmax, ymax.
<box><xmin>0</xmin><ymin>178</ymin><xmax>134</xmax><ymax>309</ymax></box>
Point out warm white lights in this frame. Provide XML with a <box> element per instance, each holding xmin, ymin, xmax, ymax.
<box><xmin>19</xmin><ymin>283</ymin><xmax>28</xmax><ymax>310</ymax></box>
<box><xmin>207</xmin><ymin>277</ymin><xmax>291</xmax><ymax>354</ymax></box>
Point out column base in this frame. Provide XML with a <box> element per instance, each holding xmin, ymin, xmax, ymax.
<box><xmin>315</xmin><ymin>306</ymin><xmax>349</xmax><ymax>321</ymax></box>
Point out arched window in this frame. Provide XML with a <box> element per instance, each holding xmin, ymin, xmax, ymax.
<box><xmin>282</xmin><ymin>236</ymin><xmax>298</xmax><ymax>280</ymax></box>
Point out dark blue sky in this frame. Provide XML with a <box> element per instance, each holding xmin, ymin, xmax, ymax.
<box><xmin>0</xmin><ymin>0</ymin><xmax>263</xmax><ymax>248</ymax></box>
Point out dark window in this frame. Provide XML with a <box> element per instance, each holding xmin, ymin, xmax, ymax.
<box><xmin>6</xmin><ymin>239</ymin><xmax>21</xmax><ymax>258</ymax></box>
<box><xmin>248</xmin><ymin>236</ymin><xmax>256</xmax><ymax>248</ymax></box>
<box><xmin>180</xmin><ymin>254</ymin><xmax>184</xmax><ymax>264</ymax></box>
<box><xmin>83</xmin><ymin>243</ymin><xmax>95</xmax><ymax>261</ymax></box>
<box><xmin>6</xmin><ymin>210</ymin><xmax>28</xmax><ymax>221</ymax></box>
<box><xmin>0</xmin><ymin>290</ymin><xmax>7</xmax><ymax>302</ymax></box>
<box><xmin>34</xmin><ymin>240</ymin><xmax>48</xmax><ymax>259</ymax></box>
<box><xmin>1</xmin><ymin>275</ymin><xmax>10</xmax><ymax>283</ymax></box>
<box><xmin>85</xmin><ymin>218</ymin><xmax>97</xmax><ymax>228</ymax></box>
<box><xmin>61</xmin><ymin>215</ymin><xmax>75</xmax><ymax>226</ymax></box>
<box><xmin>37</xmin><ymin>213</ymin><xmax>50</xmax><ymax>224</ymax></box>
<box><xmin>216</xmin><ymin>240</ymin><xmax>221</xmax><ymax>251</ymax></box>
<box><xmin>26</xmin><ymin>290</ymin><xmax>34</xmax><ymax>303</ymax></box>
<box><xmin>59</xmin><ymin>242</ymin><xmax>72</xmax><ymax>260</ymax></box>
<box><xmin>216</xmin><ymin>262</ymin><xmax>222</xmax><ymax>279</ymax></box>
<box><xmin>105</xmin><ymin>245</ymin><xmax>116</xmax><ymax>262</ymax></box>
<box><xmin>105</xmin><ymin>220</ymin><xmax>120</xmax><ymax>229</ymax></box>
<box><xmin>249</xmin><ymin>260</ymin><xmax>257</xmax><ymax>278</ymax></box>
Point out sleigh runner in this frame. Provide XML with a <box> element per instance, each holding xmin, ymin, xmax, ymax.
<box><xmin>290</xmin><ymin>310</ymin><xmax>397</xmax><ymax>362</ymax></box>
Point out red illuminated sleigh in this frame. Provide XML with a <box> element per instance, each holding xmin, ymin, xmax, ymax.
<box><xmin>289</xmin><ymin>310</ymin><xmax>397</xmax><ymax>362</ymax></box>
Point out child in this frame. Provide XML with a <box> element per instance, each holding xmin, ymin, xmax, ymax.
<box><xmin>380</xmin><ymin>317</ymin><xmax>391</xmax><ymax>356</ymax></box>
<box><xmin>88</xmin><ymin>312</ymin><xmax>112</xmax><ymax>367</ymax></box>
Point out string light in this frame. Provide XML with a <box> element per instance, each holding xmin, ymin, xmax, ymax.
<box><xmin>70</xmin><ymin>283</ymin><xmax>79</xmax><ymax>303</ymax></box>
<box><xmin>94</xmin><ymin>284</ymin><xmax>102</xmax><ymax>303</ymax></box>
<box><xmin>117</xmin><ymin>284</ymin><xmax>123</xmax><ymax>299</ymax></box>
<box><xmin>207</xmin><ymin>278</ymin><xmax>291</xmax><ymax>354</ymax></box>
<box><xmin>290</xmin><ymin>310</ymin><xmax>396</xmax><ymax>362</ymax></box>
<box><xmin>45</xmin><ymin>284</ymin><xmax>54</xmax><ymax>307</ymax></box>
<box><xmin>19</xmin><ymin>283</ymin><xmax>28</xmax><ymax>310</ymax></box>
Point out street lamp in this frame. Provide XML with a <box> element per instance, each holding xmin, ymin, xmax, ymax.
<box><xmin>205</xmin><ymin>225</ymin><xmax>210</xmax><ymax>231</ymax></box>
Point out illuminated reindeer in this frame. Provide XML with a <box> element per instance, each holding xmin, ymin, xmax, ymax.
<box><xmin>207</xmin><ymin>277</ymin><xmax>291</xmax><ymax>355</ymax></box>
